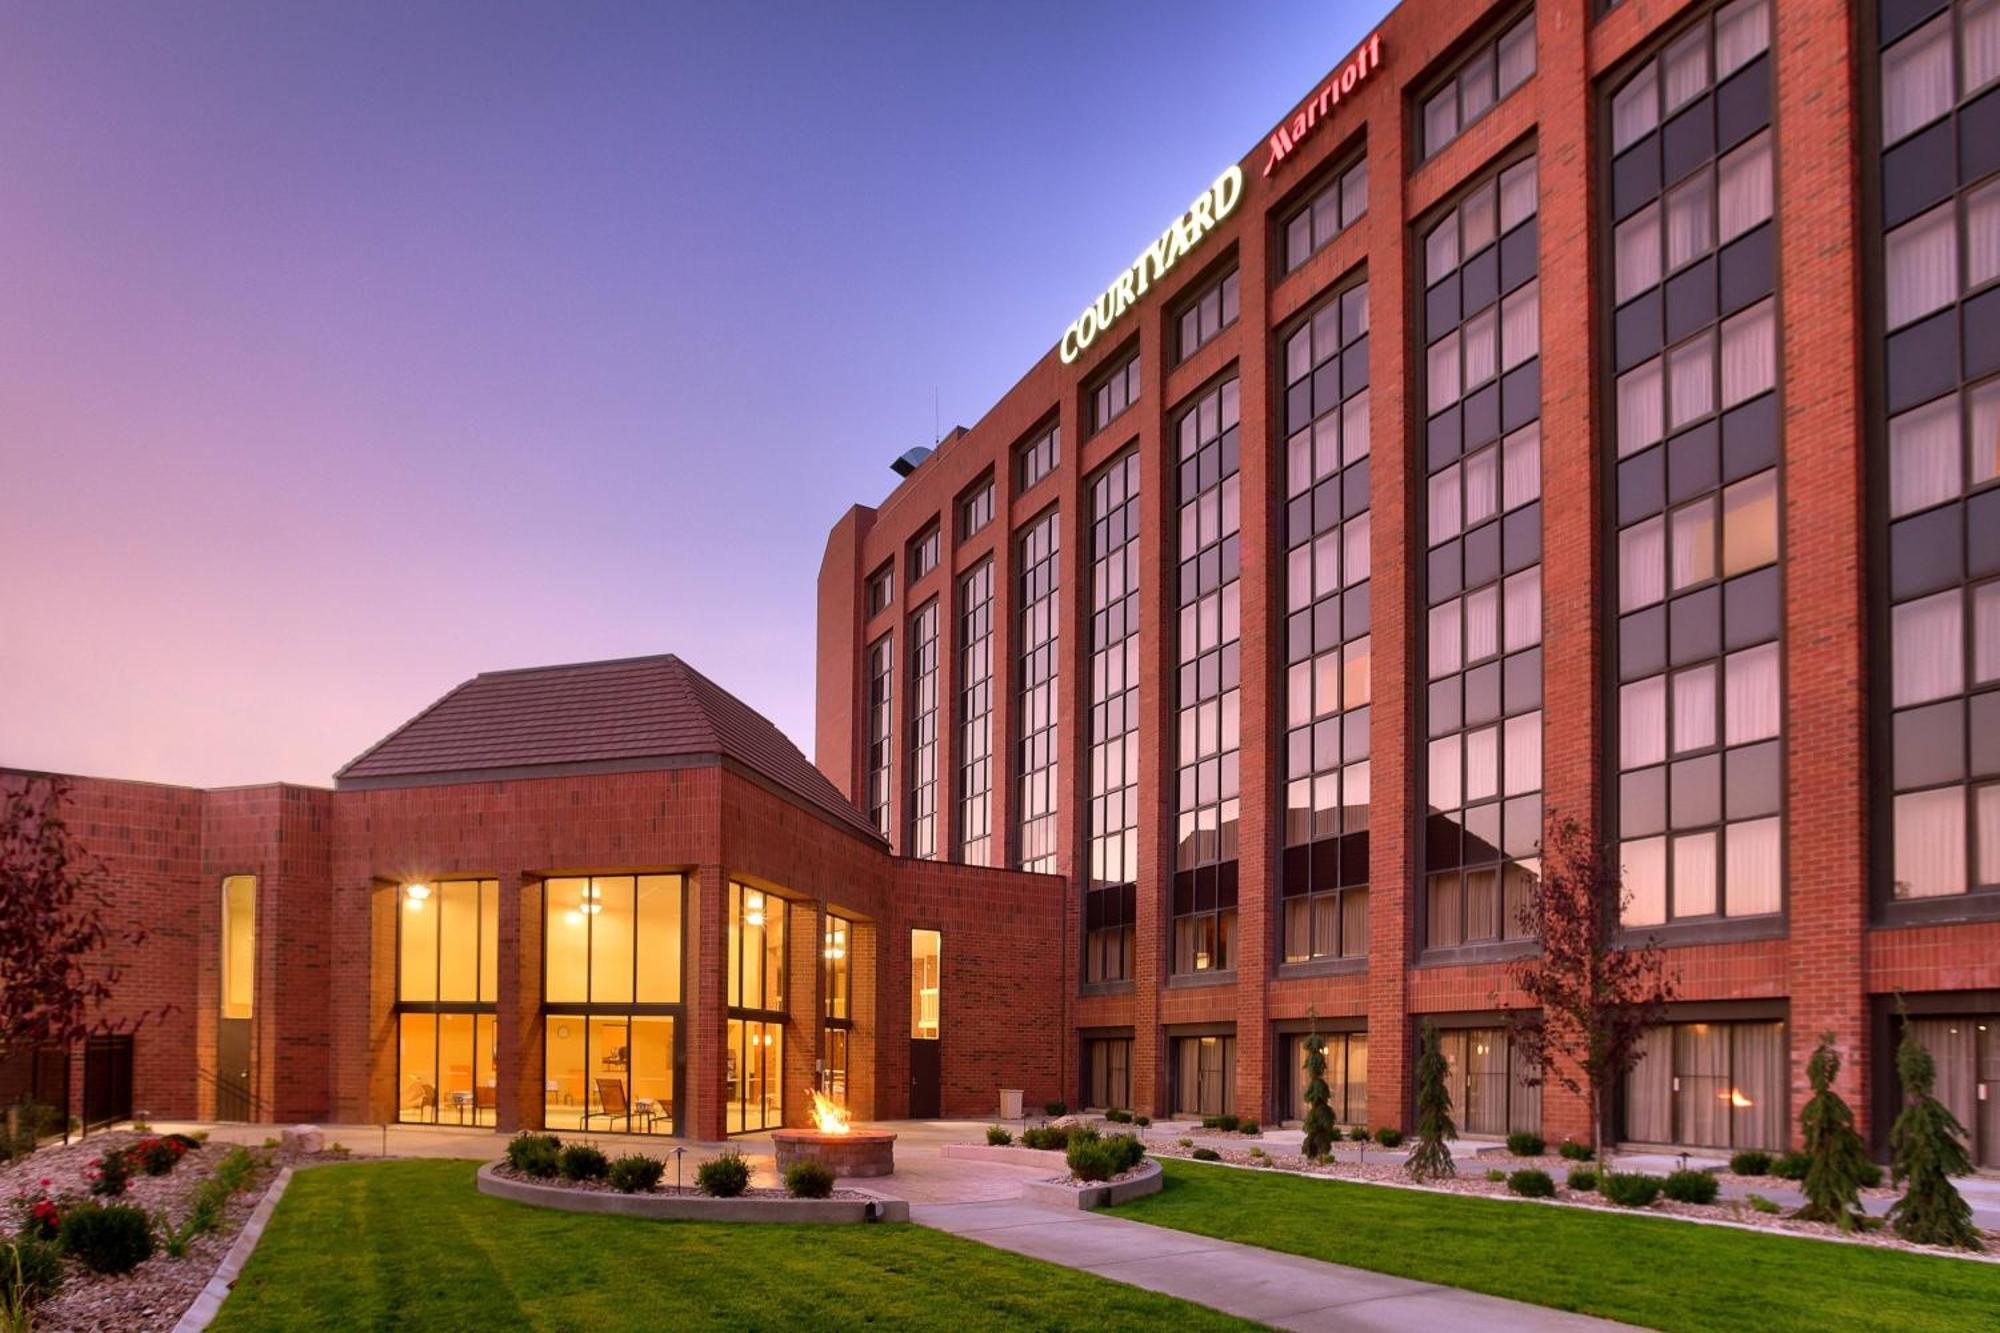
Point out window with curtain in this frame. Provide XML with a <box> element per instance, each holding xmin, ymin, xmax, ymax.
<box><xmin>1016</xmin><ymin>508</ymin><xmax>1062</xmax><ymax>873</ymax></box>
<box><xmin>865</xmin><ymin>636</ymin><xmax>893</xmax><ymax>838</ymax></box>
<box><xmin>957</xmin><ymin>561</ymin><xmax>994</xmax><ymax>865</ymax></box>
<box><xmin>1421</xmin><ymin>154</ymin><xmax>1544</xmax><ymax>952</ymax></box>
<box><xmin>1621</xmin><ymin>1019</ymin><xmax>1785</xmax><ymax>1150</ymax></box>
<box><xmin>1901</xmin><ymin>1015</ymin><xmax>1999</xmax><ymax>1168</ymax></box>
<box><xmin>1878</xmin><ymin>0</ymin><xmax>2000</xmax><ymax>905</ymax></box>
<box><xmin>1173</xmin><ymin>377</ymin><xmax>1243</xmax><ymax>974</ymax></box>
<box><xmin>1437</xmin><ymin>1027</ymin><xmax>1541</xmax><ymax>1136</ymax></box>
<box><xmin>1281</xmin><ymin>279</ymin><xmax>1373</xmax><ymax>965</ymax></box>
<box><xmin>1607</xmin><ymin>1</ymin><xmax>1780</xmax><ymax>927</ymax></box>
<box><xmin>1421</xmin><ymin>10</ymin><xmax>1536</xmax><ymax>161</ymax></box>
<box><xmin>1172</xmin><ymin>1035</ymin><xmax>1237</xmax><ymax>1118</ymax></box>
<box><xmin>907</xmin><ymin>600</ymin><xmax>939</xmax><ymax>859</ymax></box>
<box><xmin>1178</xmin><ymin>266</ymin><xmax>1241</xmax><ymax>361</ymax></box>
<box><xmin>1084</xmin><ymin>1037</ymin><xmax>1134</xmax><ymax>1111</ymax></box>
<box><xmin>1284</xmin><ymin>159</ymin><xmax>1368</xmax><ymax>274</ymax></box>
<box><xmin>1281</xmin><ymin>1032</ymin><xmax>1369</xmax><ymax>1124</ymax></box>
<box><xmin>1086</xmin><ymin>452</ymin><xmax>1140</xmax><ymax>984</ymax></box>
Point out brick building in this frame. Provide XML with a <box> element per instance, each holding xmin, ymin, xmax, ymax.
<box><xmin>3</xmin><ymin>655</ymin><xmax>1063</xmax><ymax>1140</ymax></box>
<box><xmin>817</xmin><ymin>0</ymin><xmax>2000</xmax><ymax>1160</ymax></box>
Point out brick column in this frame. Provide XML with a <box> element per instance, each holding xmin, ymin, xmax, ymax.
<box><xmin>1775</xmin><ymin>0</ymin><xmax>1869</xmax><ymax>1142</ymax></box>
<box><xmin>1133</xmin><ymin>344</ymin><xmax>1177</xmax><ymax>1119</ymax></box>
<box><xmin>1056</xmin><ymin>377</ymin><xmax>1090</xmax><ymax>1108</ymax></box>
<box><xmin>783</xmin><ymin>896</ymin><xmax>822</xmax><ymax>1127</ymax></box>
<box><xmin>689</xmin><ymin>863</ymin><xmax>729</xmax><ymax>1140</ymax></box>
<box><xmin>495</xmin><ymin>869</ymin><xmax>543</xmax><ymax>1132</ymax></box>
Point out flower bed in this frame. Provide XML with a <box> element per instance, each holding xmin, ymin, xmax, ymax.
<box><xmin>0</xmin><ymin>1129</ymin><xmax>321</xmax><ymax>1332</ymax></box>
<box><xmin>1144</xmin><ymin>1140</ymin><xmax>1996</xmax><ymax>1256</ymax></box>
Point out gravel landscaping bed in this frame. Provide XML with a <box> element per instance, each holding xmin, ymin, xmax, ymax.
<box><xmin>0</xmin><ymin>1130</ymin><xmax>354</xmax><ymax>1332</ymax></box>
<box><xmin>1143</xmin><ymin>1141</ymin><xmax>1997</xmax><ymax>1256</ymax></box>
<box><xmin>487</xmin><ymin>1162</ymin><xmax>875</xmax><ymax>1200</ymax></box>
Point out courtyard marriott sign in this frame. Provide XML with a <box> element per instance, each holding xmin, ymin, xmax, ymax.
<box><xmin>1057</xmin><ymin>165</ymin><xmax>1244</xmax><ymax>365</ymax></box>
<box><xmin>1263</xmin><ymin>32</ymin><xmax>1383</xmax><ymax>177</ymax></box>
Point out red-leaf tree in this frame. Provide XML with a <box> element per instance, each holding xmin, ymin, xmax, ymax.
<box><xmin>0</xmin><ymin>776</ymin><xmax>153</xmax><ymax>1062</ymax></box>
<box><xmin>1503</xmin><ymin>813</ymin><xmax>1676</xmax><ymax>1164</ymax></box>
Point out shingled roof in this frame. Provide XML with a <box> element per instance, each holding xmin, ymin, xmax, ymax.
<box><xmin>334</xmin><ymin>654</ymin><xmax>880</xmax><ymax>839</ymax></box>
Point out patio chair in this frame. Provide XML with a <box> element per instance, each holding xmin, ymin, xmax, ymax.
<box><xmin>583</xmin><ymin>1077</ymin><xmax>662</xmax><ymax>1132</ymax></box>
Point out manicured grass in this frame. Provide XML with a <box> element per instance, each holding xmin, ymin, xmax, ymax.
<box><xmin>211</xmin><ymin>1160</ymin><xmax>1254</xmax><ymax>1331</ymax></box>
<box><xmin>1112</xmin><ymin>1158</ymin><xmax>2000</xmax><ymax>1332</ymax></box>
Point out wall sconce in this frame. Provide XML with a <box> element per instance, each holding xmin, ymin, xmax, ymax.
<box><xmin>405</xmin><ymin>883</ymin><xmax>431</xmax><ymax>910</ymax></box>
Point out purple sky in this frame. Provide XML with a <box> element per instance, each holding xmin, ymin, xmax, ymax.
<box><xmin>1</xmin><ymin>1</ymin><xmax>1388</xmax><ymax>788</ymax></box>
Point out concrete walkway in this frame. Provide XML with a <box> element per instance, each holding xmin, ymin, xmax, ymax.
<box><xmin>913</xmin><ymin>1197</ymin><xmax>1627</xmax><ymax>1331</ymax></box>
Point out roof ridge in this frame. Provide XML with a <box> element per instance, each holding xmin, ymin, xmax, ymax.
<box><xmin>470</xmin><ymin>652</ymin><xmax>682</xmax><ymax>681</ymax></box>
<box><xmin>332</xmin><ymin>672</ymin><xmax>480</xmax><ymax>780</ymax></box>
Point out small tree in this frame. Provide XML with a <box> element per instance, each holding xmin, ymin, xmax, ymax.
<box><xmin>1503</xmin><ymin>814</ymin><xmax>1676</xmax><ymax>1165</ymax></box>
<box><xmin>0</xmin><ymin>778</ymin><xmax>153</xmax><ymax>1068</ymax></box>
<box><xmin>1793</xmin><ymin>1033</ymin><xmax>1870</xmax><ymax>1231</ymax></box>
<box><xmin>1887</xmin><ymin>1024</ymin><xmax>1981</xmax><ymax>1250</ymax></box>
<box><xmin>1405</xmin><ymin>1022</ymin><xmax>1455</xmax><ymax>1181</ymax></box>
<box><xmin>1299</xmin><ymin>1018</ymin><xmax>1337</xmax><ymax>1160</ymax></box>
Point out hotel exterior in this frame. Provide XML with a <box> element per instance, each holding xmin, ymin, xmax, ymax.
<box><xmin>817</xmin><ymin>0</ymin><xmax>2000</xmax><ymax>1161</ymax></box>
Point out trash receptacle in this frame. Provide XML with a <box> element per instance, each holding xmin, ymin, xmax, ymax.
<box><xmin>999</xmin><ymin>1088</ymin><xmax>1023</xmax><ymax>1120</ymax></box>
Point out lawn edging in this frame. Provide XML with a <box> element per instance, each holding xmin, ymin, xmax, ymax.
<box><xmin>475</xmin><ymin>1161</ymin><xmax>910</xmax><ymax>1222</ymax></box>
<box><xmin>1021</xmin><ymin>1157</ymin><xmax>1162</xmax><ymax>1210</ymax></box>
<box><xmin>170</xmin><ymin>1164</ymin><xmax>296</xmax><ymax>1333</ymax></box>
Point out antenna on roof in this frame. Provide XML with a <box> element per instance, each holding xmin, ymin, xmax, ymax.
<box><xmin>934</xmin><ymin>386</ymin><xmax>940</xmax><ymax>445</ymax></box>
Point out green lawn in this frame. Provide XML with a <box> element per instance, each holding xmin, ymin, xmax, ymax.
<box><xmin>1112</xmin><ymin>1158</ymin><xmax>2000</xmax><ymax>1332</ymax></box>
<box><xmin>210</xmin><ymin>1160</ymin><xmax>1254</xmax><ymax>1332</ymax></box>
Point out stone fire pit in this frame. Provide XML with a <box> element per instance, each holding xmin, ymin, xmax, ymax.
<box><xmin>771</xmin><ymin>1128</ymin><xmax>897</xmax><ymax>1178</ymax></box>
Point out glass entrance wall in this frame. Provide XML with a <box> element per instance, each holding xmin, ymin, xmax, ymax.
<box><xmin>396</xmin><ymin>878</ymin><xmax>499</xmax><ymax>1125</ymax></box>
<box><xmin>1621</xmin><ymin>1019</ymin><xmax>1784</xmax><ymax>1150</ymax></box>
<box><xmin>1437</xmin><ymin>1027</ymin><xmax>1540</xmax><ymax>1137</ymax></box>
<box><xmin>398</xmin><ymin>1011</ymin><xmax>498</xmax><ymax>1125</ymax></box>
<box><xmin>1171</xmin><ymin>1034</ymin><xmax>1237</xmax><ymax>1118</ymax></box>
<box><xmin>727</xmin><ymin>1018</ymin><xmax>784</xmax><ymax>1133</ymax></box>
<box><xmin>544</xmin><ymin>1014</ymin><xmax>677</xmax><ymax>1134</ymax></box>
<box><xmin>1281</xmin><ymin>1032</ymin><xmax>1369</xmax><ymax>1124</ymax></box>
<box><xmin>1902</xmin><ymin>1016</ymin><xmax>1998</xmax><ymax>1168</ymax></box>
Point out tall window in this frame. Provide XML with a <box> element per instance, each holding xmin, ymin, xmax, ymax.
<box><xmin>868</xmin><ymin>564</ymin><xmax>893</xmax><ymax>616</ymax></box>
<box><xmin>1173</xmin><ymin>377</ymin><xmax>1242</xmax><ymax>974</ymax></box>
<box><xmin>1087</xmin><ymin>453</ymin><xmax>1141</xmax><ymax>984</ymax></box>
<box><xmin>1622</xmin><ymin>1018</ymin><xmax>1785</xmax><ymax>1149</ymax></box>
<box><xmin>866</xmin><ymin>635</ymin><xmax>893</xmax><ymax>838</ymax></box>
<box><xmin>726</xmin><ymin>881</ymin><xmax>786</xmax><ymax>1133</ymax></box>
<box><xmin>1898</xmin><ymin>1013</ymin><xmax>2000</xmax><ymax>1168</ymax></box>
<box><xmin>1017</xmin><ymin>509</ymin><xmax>1062</xmax><ymax>873</ymax></box>
<box><xmin>397</xmin><ymin>879</ymin><xmax>498</xmax><ymax>1127</ymax></box>
<box><xmin>1281</xmin><ymin>1032</ymin><xmax>1368</xmax><ymax>1124</ymax></box>
<box><xmin>542</xmin><ymin>874</ymin><xmax>682</xmax><ymax>1136</ymax></box>
<box><xmin>1438</xmin><ymin>1027</ymin><xmax>1540</xmax><ymax>1137</ymax></box>
<box><xmin>909</xmin><ymin>525</ymin><xmax>940</xmax><ymax>583</ymax></box>
<box><xmin>1018</xmin><ymin>422</ymin><xmax>1060</xmax><ymax>491</ymax></box>
<box><xmin>911</xmin><ymin>928</ymin><xmax>941</xmax><ymax>1039</ymax></box>
<box><xmin>960</xmin><ymin>478</ymin><xmax>995</xmax><ymax>539</ymax></box>
<box><xmin>908</xmin><ymin>601</ymin><xmax>940</xmax><ymax>859</ymax></box>
<box><xmin>1609</xmin><ymin>0</ymin><xmax>1780</xmax><ymax>927</ymax></box>
<box><xmin>1092</xmin><ymin>352</ymin><xmax>1142</xmax><ymax>434</ymax></box>
<box><xmin>958</xmin><ymin>561</ymin><xmax>995</xmax><ymax>866</ymax></box>
<box><xmin>1421</xmin><ymin>10</ymin><xmax>1536</xmax><ymax>160</ymax></box>
<box><xmin>1422</xmin><ymin>156</ymin><xmax>1545</xmax><ymax>950</ymax></box>
<box><xmin>1084</xmin><ymin>1036</ymin><xmax>1133</xmax><ymax>1110</ymax></box>
<box><xmin>1178</xmin><ymin>267</ymin><xmax>1241</xmax><ymax>361</ymax></box>
<box><xmin>822</xmin><ymin>914</ymin><xmax>852</xmax><ymax>1105</ymax></box>
<box><xmin>1282</xmin><ymin>280</ymin><xmax>1373</xmax><ymax>965</ymax></box>
<box><xmin>221</xmin><ymin>874</ymin><xmax>256</xmax><ymax>1021</ymax></box>
<box><xmin>1171</xmin><ymin>1034</ymin><xmax>1236</xmax><ymax>1117</ymax></box>
<box><xmin>1876</xmin><ymin>0</ymin><xmax>2000</xmax><ymax>905</ymax></box>
<box><xmin>1284</xmin><ymin>160</ymin><xmax>1369</xmax><ymax>273</ymax></box>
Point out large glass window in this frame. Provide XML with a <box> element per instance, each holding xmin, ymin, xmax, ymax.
<box><xmin>1438</xmin><ymin>1027</ymin><xmax>1541</xmax><ymax>1137</ymax></box>
<box><xmin>725</xmin><ymin>1018</ymin><xmax>783</xmax><ymax>1134</ymax></box>
<box><xmin>724</xmin><ymin>882</ymin><xmax>788</xmax><ymax>1135</ymax></box>
<box><xmin>542</xmin><ymin>874</ymin><xmax>683</xmax><ymax>1135</ymax></box>
<box><xmin>1084</xmin><ymin>1036</ymin><xmax>1133</xmax><ymax>1111</ymax></box>
<box><xmin>1178</xmin><ymin>267</ymin><xmax>1241</xmax><ymax>360</ymax></box>
<box><xmin>822</xmin><ymin>912</ymin><xmax>854</xmax><ymax>1108</ymax></box>
<box><xmin>1621</xmin><ymin>1018</ymin><xmax>1784</xmax><ymax>1149</ymax></box>
<box><xmin>1899</xmin><ymin>1014</ymin><xmax>2000</xmax><ymax>1168</ymax></box>
<box><xmin>1421</xmin><ymin>10</ymin><xmax>1536</xmax><ymax>161</ymax></box>
<box><xmin>398</xmin><ymin>879</ymin><xmax>500</xmax><ymax>1126</ymax></box>
<box><xmin>1017</xmin><ymin>509</ymin><xmax>1062</xmax><ymax>873</ymax></box>
<box><xmin>1091</xmin><ymin>352</ymin><xmax>1142</xmax><ymax>434</ymax></box>
<box><xmin>1282</xmin><ymin>279</ymin><xmax>1373</xmax><ymax>965</ymax></box>
<box><xmin>726</xmin><ymin>881</ymin><xmax>786</xmax><ymax>1013</ymax></box>
<box><xmin>1284</xmin><ymin>160</ymin><xmax>1369</xmax><ymax>273</ymax></box>
<box><xmin>1609</xmin><ymin>1</ymin><xmax>1780</xmax><ymax>927</ymax></box>
<box><xmin>1281</xmin><ymin>1031</ymin><xmax>1369</xmax><ymax>1124</ymax></box>
<box><xmin>908</xmin><ymin>600</ymin><xmax>940</xmax><ymax>859</ymax></box>
<box><xmin>1018</xmin><ymin>422</ymin><xmax>1060</xmax><ymax>491</ymax></box>
<box><xmin>1173</xmin><ymin>377</ymin><xmax>1242</xmax><ymax>974</ymax></box>
<box><xmin>1171</xmin><ymin>1034</ymin><xmax>1236</xmax><ymax>1118</ymax></box>
<box><xmin>958</xmin><ymin>561</ymin><xmax>995</xmax><ymax>865</ymax></box>
<box><xmin>866</xmin><ymin>635</ymin><xmax>893</xmax><ymax>838</ymax></box>
<box><xmin>911</xmin><ymin>929</ymin><xmax>941</xmax><ymax>1039</ymax></box>
<box><xmin>1877</xmin><ymin>0</ymin><xmax>2000</xmax><ymax>905</ymax></box>
<box><xmin>1422</xmin><ymin>156</ymin><xmax>1545</xmax><ymax>951</ymax></box>
<box><xmin>1087</xmin><ymin>453</ymin><xmax>1140</xmax><ymax>984</ymax></box>
<box><xmin>221</xmin><ymin>874</ymin><xmax>256</xmax><ymax>1021</ymax></box>
<box><xmin>960</xmin><ymin>477</ymin><xmax>995</xmax><ymax>540</ymax></box>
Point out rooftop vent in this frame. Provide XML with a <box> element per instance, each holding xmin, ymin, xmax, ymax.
<box><xmin>890</xmin><ymin>446</ymin><xmax>933</xmax><ymax>477</ymax></box>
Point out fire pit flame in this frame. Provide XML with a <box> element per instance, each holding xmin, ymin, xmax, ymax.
<box><xmin>808</xmin><ymin>1088</ymin><xmax>851</xmax><ymax>1135</ymax></box>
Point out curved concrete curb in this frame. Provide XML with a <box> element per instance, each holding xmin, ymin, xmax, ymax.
<box><xmin>1020</xmin><ymin>1156</ymin><xmax>1163</xmax><ymax>1210</ymax></box>
<box><xmin>475</xmin><ymin>1162</ymin><xmax>909</xmax><ymax>1222</ymax></box>
<box><xmin>940</xmin><ymin>1143</ymin><xmax>1068</xmax><ymax>1170</ymax></box>
<box><xmin>171</xmin><ymin>1164</ymin><xmax>295</xmax><ymax>1333</ymax></box>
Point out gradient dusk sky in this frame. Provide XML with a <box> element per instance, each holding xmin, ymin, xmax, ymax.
<box><xmin>1</xmin><ymin>1</ymin><xmax>1389</xmax><ymax>788</ymax></box>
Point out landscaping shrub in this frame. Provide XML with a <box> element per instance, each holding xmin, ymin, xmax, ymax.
<box><xmin>1558</xmin><ymin>1140</ymin><xmax>1592</xmax><ymax>1161</ymax></box>
<box><xmin>1177</xmin><ymin>1137</ymin><xmax>1193</xmax><ymax>1149</ymax></box>
<box><xmin>1300</xmin><ymin>1031</ymin><xmax>1337</xmax><ymax>1159</ymax></box>
<box><xmin>1664</xmin><ymin>1169</ymin><xmax>1719</xmax><ymax>1204</ymax></box>
<box><xmin>87</xmin><ymin>1151</ymin><xmax>131</xmax><ymax>1198</ymax></box>
<box><xmin>1190</xmin><ymin>1147</ymin><xmax>1221</xmax><ymax>1162</ymax></box>
<box><xmin>1857</xmin><ymin>1160</ymin><xmax>1884</xmax><ymax>1189</ymax></box>
<box><xmin>58</xmin><ymin>1202</ymin><xmax>154</xmax><ymax>1274</ymax></box>
<box><xmin>1021</xmin><ymin>1125</ymin><xmax>1073</xmax><ymax>1151</ymax></box>
<box><xmin>0</xmin><ymin>1237</ymin><xmax>62</xmax><ymax>1315</ymax></box>
<box><xmin>1104</xmin><ymin>1108</ymin><xmax>1132</xmax><ymax>1124</ymax></box>
<box><xmin>1746</xmin><ymin>1193</ymin><xmax>1780</xmax><ymax>1214</ymax></box>
<box><xmin>984</xmin><ymin>1126</ymin><xmax>1013</xmax><ymax>1146</ymax></box>
<box><xmin>1484</xmin><ymin>1168</ymin><xmax>1506</xmax><ymax>1182</ymax></box>
<box><xmin>1406</xmin><ymin>1024</ymin><xmax>1455</xmax><ymax>1183</ymax></box>
<box><xmin>1795</xmin><ymin>1033</ymin><xmax>1871</xmax><ymax>1231</ymax></box>
<box><xmin>505</xmin><ymin>1133</ymin><xmax>561</xmax><ymax>1172</ymax></box>
<box><xmin>1043</xmin><ymin>1100</ymin><xmax>1067</xmax><ymax>1117</ymax></box>
<box><xmin>1349</xmin><ymin>1126</ymin><xmax>1371</xmax><ymax>1142</ymax></box>
<box><xmin>1508</xmin><ymin>1168</ymin><xmax>1556</xmax><ymax>1199</ymax></box>
<box><xmin>1237</xmin><ymin>1121</ymin><xmax>1261</xmax><ymax>1136</ymax></box>
<box><xmin>1104</xmin><ymin>1134</ymin><xmax>1146</xmax><ymax>1173</ymax></box>
<box><xmin>606</xmin><ymin>1155</ymin><xmax>664</xmax><ymax>1194</ymax></box>
<box><xmin>1887</xmin><ymin>1022</ymin><xmax>1981</xmax><ymax>1249</ymax></box>
<box><xmin>558</xmin><ymin>1144</ymin><xmax>610</xmax><ymax>1182</ymax></box>
<box><xmin>166</xmin><ymin>1132</ymin><xmax>203</xmax><ymax>1151</ymax></box>
<box><xmin>131</xmin><ymin>1137</ymin><xmax>188</xmax><ymax>1176</ymax></box>
<box><xmin>1505</xmin><ymin>1132</ymin><xmax>1546</xmax><ymax>1158</ymax></box>
<box><xmin>695</xmin><ymin>1151</ymin><xmax>750</xmax><ymax>1198</ymax></box>
<box><xmin>784</xmin><ymin>1160</ymin><xmax>836</xmax><ymax>1199</ymax></box>
<box><xmin>1200</xmin><ymin>1114</ymin><xmax>1242</xmax><ymax>1132</ymax></box>
<box><xmin>1566</xmin><ymin>1167</ymin><xmax>1597</xmax><ymax>1192</ymax></box>
<box><xmin>1601</xmin><ymin>1173</ymin><xmax>1664</xmax><ymax>1208</ymax></box>
<box><xmin>1134</xmin><ymin>1115</ymin><xmax>1151</xmax><ymax>1128</ymax></box>
<box><xmin>1729</xmin><ymin>1150</ymin><xmax>1773</xmax><ymax>1176</ymax></box>
<box><xmin>1373</xmin><ymin>1127</ymin><xmax>1404</xmax><ymax>1148</ymax></box>
<box><xmin>1067</xmin><ymin>1138</ymin><xmax>1121</xmax><ymax>1183</ymax></box>
<box><xmin>1772</xmin><ymin>1150</ymin><xmax>1810</xmax><ymax>1181</ymax></box>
